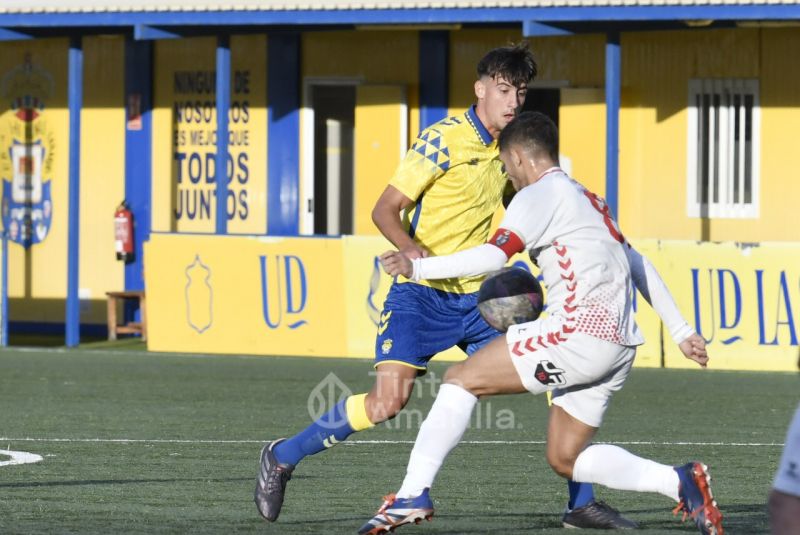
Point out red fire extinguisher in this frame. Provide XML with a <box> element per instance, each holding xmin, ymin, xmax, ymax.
<box><xmin>114</xmin><ymin>201</ymin><xmax>134</xmax><ymax>262</ymax></box>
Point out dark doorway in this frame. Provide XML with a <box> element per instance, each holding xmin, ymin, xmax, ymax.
<box><xmin>311</xmin><ymin>85</ymin><xmax>356</xmax><ymax>235</ymax></box>
<box><xmin>522</xmin><ymin>88</ymin><xmax>560</xmax><ymax>127</ymax></box>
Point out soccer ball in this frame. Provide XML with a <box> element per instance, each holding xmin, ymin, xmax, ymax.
<box><xmin>477</xmin><ymin>267</ymin><xmax>544</xmax><ymax>332</ymax></box>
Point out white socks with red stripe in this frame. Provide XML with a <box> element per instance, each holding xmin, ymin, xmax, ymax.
<box><xmin>572</xmin><ymin>443</ymin><xmax>680</xmax><ymax>501</ymax></box>
<box><xmin>396</xmin><ymin>383</ymin><xmax>477</xmax><ymax>499</ymax></box>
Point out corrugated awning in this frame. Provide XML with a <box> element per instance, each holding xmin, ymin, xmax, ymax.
<box><xmin>1</xmin><ymin>0</ymin><xmax>795</xmax><ymax>14</ymax></box>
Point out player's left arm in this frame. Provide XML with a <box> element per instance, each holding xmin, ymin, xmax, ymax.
<box><xmin>626</xmin><ymin>245</ymin><xmax>708</xmax><ymax>367</ymax></box>
<box><xmin>380</xmin><ymin>242</ymin><xmax>509</xmax><ymax>280</ymax></box>
<box><xmin>379</xmin><ymin>220</ymin><xmax>529</xmax><ymax>280</ymax></box>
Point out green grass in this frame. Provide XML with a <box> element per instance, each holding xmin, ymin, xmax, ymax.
<box><xmin>0</xmin><ymin>347</ymin><xmax>796</xmax><ymax>534</ymax></box>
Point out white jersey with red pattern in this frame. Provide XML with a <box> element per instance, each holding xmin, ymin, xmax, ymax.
<box><xmin>490</xmin><ymin>167</ymin><xmax>645</xmax><ymax>347</ymax></box>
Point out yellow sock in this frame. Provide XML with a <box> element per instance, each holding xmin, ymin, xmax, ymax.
<box><xmin>345</xmin><ymin>393</ymin><xmax>375</xmax><ymax>431</ymax></box>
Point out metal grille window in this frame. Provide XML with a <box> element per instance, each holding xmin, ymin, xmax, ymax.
<box><xmin>687</xmin><ymin>79</ymin><xmax>760</xmax><ymax>218</ymax></box>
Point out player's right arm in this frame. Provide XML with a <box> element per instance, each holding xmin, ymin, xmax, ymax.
<box><xmin>373</xmin><ymin>125</ymin><xmax>451</xmax><ymax>260</ymax></box>
<box><xmin>625</xmin><ymin>245</ymin><xmax>708</xmax><ymax>367</ymax></box>
<box><xmin>372</xmin><ymin>185</ymin><xmax>427</xmax><ymax>259</ymax></box>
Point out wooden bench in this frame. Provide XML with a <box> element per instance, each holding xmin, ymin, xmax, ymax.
<box><xmin>106</xmin><ymin>290</ymin><xmax>147</xmax><ymax>341</ymax></box>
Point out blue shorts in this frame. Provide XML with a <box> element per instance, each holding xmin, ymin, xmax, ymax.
<box><xmin>374</xmin><ymin>282</ymin><xmax>501</xmax><ymax>371</ymax></box>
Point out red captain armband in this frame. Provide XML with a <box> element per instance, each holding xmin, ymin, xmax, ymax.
<box><xmin>488</xmin><ymin>228</ymin><xmax>524</xmax><ymax>258</ymax></box>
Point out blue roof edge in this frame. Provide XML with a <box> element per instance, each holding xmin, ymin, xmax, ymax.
<box><xmin>2</xmin><ymin>5</ymin><xmax>800</xmax><ymax>29</ymax></box>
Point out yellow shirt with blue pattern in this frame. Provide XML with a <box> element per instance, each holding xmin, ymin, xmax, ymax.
<box><xmin>390</xmin><ymin>105</ymin><xmax>506</xmax><ymax>294</ymax></box>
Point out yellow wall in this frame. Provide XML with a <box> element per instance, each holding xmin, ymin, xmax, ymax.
<box><xmin>560</xmin><ymin>88</ymin><xmax>606</xmax><ymax>197</ymax></box>
<box><xmin>353</xmin><ymin>85</ymin><xmax>407</xmax><ymax>235</ymax></box>
<box><xmin>618</xmin><ymin>28</ymin><xmax>800</xmax><ymax>242</ymax></box>
<box><xmin>79</xmin><ymin>35</ymin><xmax>126</xmax><ymax>320</ymax></box>
<box><xmin>758</xmin><ymin>28</ymin><xmax>800</xmax><ymax>238</ymax></box>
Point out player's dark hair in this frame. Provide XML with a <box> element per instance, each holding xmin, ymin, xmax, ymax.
<box><xmin>499</xmin><ymin>111</ymin><xmax>559</xmax><ymax>162</ymax></box>
<box><xmin>477</xmin><ymin>41</ymin><xmax>537</xmax><ymax>88</ymax></box>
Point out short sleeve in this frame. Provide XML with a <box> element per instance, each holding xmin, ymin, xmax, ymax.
<box><xmin>498</xmin><ymin>182</ymin><xmax>556</xmax><ymax>249</ymax></box>
<box><xmin>389</xmin><ymin>127</ymin><xmax>450</xmax><ymax>201</ymax></box>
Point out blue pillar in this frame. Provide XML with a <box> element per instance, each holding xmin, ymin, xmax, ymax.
<box><xmin>66</xmin><ymin>36</ymin><xmax>83</xmax><ymax>347</ymax></box>
<box><xmin>605</xmin><ymin>32</ymin><xmax>621</xmax><ymax>219</ymax></box>
<box><xmin>124</xmin><ymin>39</ymin><xmax>152</xmax><ymax>291</ymax></box>
<box><xmin>215</xmin><ymin>34</ymin><xmax>230</xmax><ymax>235</ymax></box>
<box><xmin>267</xmin><ymin>33</ymin><xmax>300</xmax><ymax>236</ymax></box>
<box><xmin>419</xmin><ymin>31</ymin><xmax>449</xmax><ymax>130</ymax></box>
<box><xmin>1</xmin><ymin>231</ymin><xmax>7</xmax><ymax>347</ymax></box>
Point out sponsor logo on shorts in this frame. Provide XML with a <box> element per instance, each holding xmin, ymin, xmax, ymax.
<box><xmin>534</xmin><ymin>360</ymin><xmax>566</xmax><ymax>386</ymax></box>
<box><xmin>381</xmin><ymin>339</ymin><xmax>393</xmax><ymax>355</ymax></box>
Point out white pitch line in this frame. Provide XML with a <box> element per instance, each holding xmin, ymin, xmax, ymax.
<box><xmin>0</xmin><ymin>437</ymin><xmax>784</xmax><ymax>447</ymax></box>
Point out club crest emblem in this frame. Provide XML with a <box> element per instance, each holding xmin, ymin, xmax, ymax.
<box><xmin>0</xmin><ymin>54</ymin><xmax>55</xmax><ymax>248</ymax></box>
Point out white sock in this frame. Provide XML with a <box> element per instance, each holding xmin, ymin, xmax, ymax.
<box><xmin>572</xmin><ymin>444</ymin><xmax>680</xmax><ymax>501</ymax></box>
<box><xmin>396</xmin><ymin>383</ymin><xmax>477</xmax><ymax>498</ymax></box>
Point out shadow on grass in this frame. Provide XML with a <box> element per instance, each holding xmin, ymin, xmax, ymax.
<box><xmin>278</xmin><ymin>502</ymin><xmax>767</xmax><ymax>533</ymax></box>
<box><xmin>80</xmin><ymin>337</ymin><xmax>147</xmax><ymax>351</ymax></box>
<box><xmin>0</xmin><ymin>476</ymin><xmax>250</xmax><ymax>488</ymax></box>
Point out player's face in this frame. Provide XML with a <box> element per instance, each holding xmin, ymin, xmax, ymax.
<box><xmin>475</xmin><ymin>75</ymin><xmax>528</xmax><ymax>138</ymax></box>
<box><xmin>499</xmin><ymin>147</ymin><xmax>526</xmax><ymax>191</ymax></box>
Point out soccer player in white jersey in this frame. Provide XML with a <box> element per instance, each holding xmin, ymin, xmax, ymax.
<box><xmin>257</xmin><ymin>44</ymin><xmax>634</xmax><ymax>531</ymax></box>
<box><xmin>768</xmin><ymin>355</ymin><xmax>800</xmax><ymax>534</ymax></box>
<box><xmin>361</xmin><ymin>111</ymin><xmax>724</xmax><ymax>535</ymax></box>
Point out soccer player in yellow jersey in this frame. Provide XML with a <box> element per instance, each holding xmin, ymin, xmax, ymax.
<box><xmin>256</xmin><ymin>42</ymin><xmax>634</xmax><ymax>530</ymax></box>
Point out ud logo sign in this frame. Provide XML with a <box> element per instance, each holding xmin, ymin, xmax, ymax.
<box><xmin>260</xmin><ymin>255</ymin><xmax>308</xmax><ymax>329</ymax></box>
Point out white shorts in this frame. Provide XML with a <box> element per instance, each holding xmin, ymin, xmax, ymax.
<box><xmin>774</xmin><ymin>402</ymin><xmax>800</xmax><ymax>497</ymax></box>
<box><xmin>506</xmin><ymin>318</ymin><xmax>635</xmax><ymax>428</ymax></box>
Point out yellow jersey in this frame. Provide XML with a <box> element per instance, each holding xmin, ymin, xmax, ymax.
<box><xmin>390</xmin><ymin>105</ymin><xmax>506</xmax><ymax>293</ymax></box>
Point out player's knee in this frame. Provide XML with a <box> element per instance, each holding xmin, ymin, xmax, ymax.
<box><xmin>442</xmin><ymin>364</ymin><xmax>463</xmax><ymax>385</ymax></box>
<box><xmin>546</xmin><ymin>448</ymin><xmax>575</xmax><ymax>479</ymax></box>
<box><xmin>443</xmin><ymin>364</ymin><xmax>487</xmax><ymax>396</ymax></box>
<box><xmin>365</xmin><ymin>390</ymin><xmax>409</xmax><ymax>424</ymax></box>
<box><xmin>443</xmin><ymin>364</ymin><xmax>476</xmax><ymax>393</ymax></box>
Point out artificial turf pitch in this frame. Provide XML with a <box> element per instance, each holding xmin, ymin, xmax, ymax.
<box><xmin>0</xmin><ymin>346</ymin><xmax>796</xmax><ymax>534</ymax></box>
